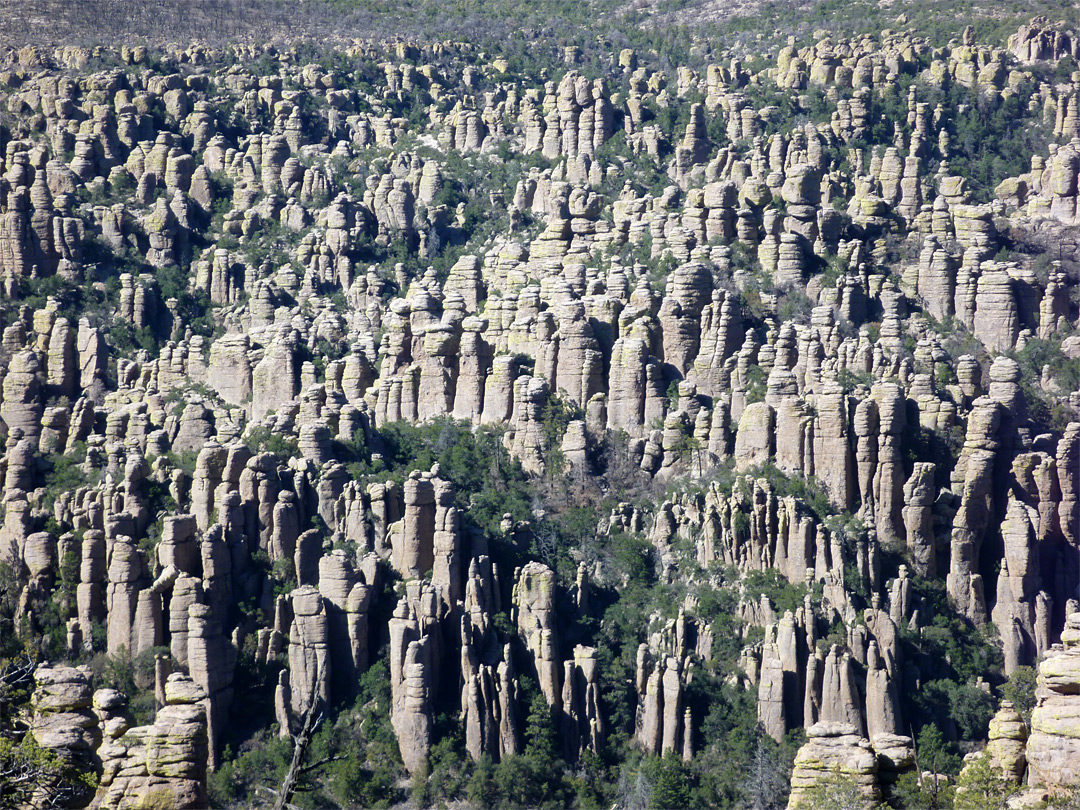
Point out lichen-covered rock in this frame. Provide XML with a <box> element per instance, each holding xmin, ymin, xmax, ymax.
<box><xmin>514</xmin><ymin>561</ymin><xmax>561</xmax><ymax>711</ymax></box>
<box><xmin>30</xmin><ymin>665</ymin><xmax>100</xmax><ymax>807</ymax></box>
<box><xmin>1027</xmin><ymin>613</ymin><xmax>1080</xmax><ymax>793</ymax></box>
<box><xmin>787</xmin><ymin>722</ymin><xmax>881</xmax><ymax>809</ymax></box>
<box><xmin>986</xmin><ymin>701</ymin><xmax>1027</xmax><ymax>783</ymax></box>
<box><xmin>94</xmin><ymin>673</ymin><xmax>209</xmax><ymax>810</ymax></box>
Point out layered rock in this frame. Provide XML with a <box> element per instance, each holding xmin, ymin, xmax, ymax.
<box><xmin>94</xmin><ymin>674</ymin><xmax>209</xmax><ymax>809</ymax></box>
<box><xmin>0</xmin><ymin>23</ymin><xmax>1078</xmax><ymax>808</ymax></box>
<box><xmin>30</xmin><ymin>665</ymin><xmax>101</xmax><ymax>807</ymax></box>
<box><xmin>787</xmin><ymin>722</ymin><xmax>880</xmax><ymax>809</ymax></box>
<box><xmin>1027</xmin><ymin>612</ymin><xmax>1080</xmax><ymax>792</ymax></box>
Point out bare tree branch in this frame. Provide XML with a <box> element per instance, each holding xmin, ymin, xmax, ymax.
<box><xmin>299</xmin><ymin>754</ymin><xmax>344</xmax><ymax>774</ymax></box>
<box><xmin>272</xmin><ymin>623</ymin><xmax>332</xmax><ymax>810</ymax></box>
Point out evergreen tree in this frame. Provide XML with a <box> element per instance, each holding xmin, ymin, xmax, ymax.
<box><xmin>1002</xmin><ymin>667</ymin><xmax>1038</xmax><ymax>724</ymax></box>
<box><xmin>646</xmin><ymin>753</ymin><xmax>691</xmax><ymax>810</ymax></box>
<box><xmin>953</xmin><ymin>752</ymin><xmax>1018</xmax><ymax>810</ymax></box>
<box><xmin>802</xmin><ymin>768</ymin><xmax>879</xmax><ymax>810</ymax></box>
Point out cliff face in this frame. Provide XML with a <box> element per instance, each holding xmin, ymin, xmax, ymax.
<box><xmin>0</xmin><ymin>14</ymin><xmax>1079</xmax><ymax>809</ymax></box>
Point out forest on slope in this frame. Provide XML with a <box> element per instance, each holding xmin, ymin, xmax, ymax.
<box><xmin>0</xmin><ymin>4</ymin><xmax>1080</xmax><ymax>810</ymax></box>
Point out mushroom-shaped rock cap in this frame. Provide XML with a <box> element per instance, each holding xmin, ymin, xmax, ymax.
<box><xmin>165</xmin><ymin>673</ymin><xmax>207</xmax><ymax>705</ymax></box>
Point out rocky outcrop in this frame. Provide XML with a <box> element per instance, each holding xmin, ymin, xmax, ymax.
<box><xmin>514</xmin><ymin>562</ymin><xmax>561</xmax><ymax>712</ymax></box>
<box><xmin>635</xmin><ymin>646</ymin><xmax>691</xmax><ymax>758</ymax></box>
<box><xmin>94</xmin><ymin>674</ymin><xmax>209</xmax><ymax>810</ymax></box>
<box><xmin>30</xmin><ymin>665</ymin><xmax>101</xmax><ymax>807</ymax></box>
<box><xmin>390</xmin><ymin>603</ymin><xmax>435</xmax><ymax>774</ymax></box>
<box><xmin>986</xmin><ymin>701</ymin><xmax>1027</xmax><ymax>784</ymax></box>
<box><xmin>1</xmin><ymin>22</ymin><xmax>1079</xmax><ymax>808</ymax></box>
<box><xmin>1009</xmin><ymin>17</ymin><xmax>1080</xmax><ymax>63</ymax></box>
<box><xmin>1027</xmin><ymin>612</ymin><xmax>1080</xmax><ymax>793</ymax></box>
<box><xmin>787</xmin><ymin>722</ymin><xmax>880</xmax><ymax>809</ymax></box>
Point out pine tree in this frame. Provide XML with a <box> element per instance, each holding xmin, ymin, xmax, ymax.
<box><xmin>646</xmin><ymin>753</ymin><xmax>691</xmax><ymax>810</ymax></box>
<box><xmin>954</xmin><ymin>752</ymin><xmax>1018</xmax><ymax>810</ymax></box>
<box><xmin>523</xmin><ymin>684</ymin><xmax>557</xmax><ymax>762</ymax></box>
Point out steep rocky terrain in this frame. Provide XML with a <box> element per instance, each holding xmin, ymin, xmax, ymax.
<box><xmin>0</xmin><ymin>10</ymin><xmax>1079</xmax><ymax>810</ymax></box>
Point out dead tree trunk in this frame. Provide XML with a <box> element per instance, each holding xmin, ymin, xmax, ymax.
<box><xmin>272</xmin><ymin>686</ymin><xmax>322</xmax><ymax>810</ymax></box>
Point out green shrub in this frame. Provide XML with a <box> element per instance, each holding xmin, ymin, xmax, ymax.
<box><xmin>1001</xmin><ymin>666</ymin><xmax>1037</xmax><ymax>724</ymax></box>
<box><xmin>0</xmin><ymin>733</ymin><xmax>98</xmax><ymax>808</ymax></box>
<box><xmin>954</xmin><ymin>750</ymin><xmax>1019</xmax><ymax>810</ymax></box>
<box><xmin>742</xmin><ymin>570</ymin><xmax>808</xmax><ymax>615</ymax></box>
<box><xmin>644</xmin><ymin>752</ymin><xmax>693</xmax><ymax>809</ymax></box>
<box><xmin>243</xmin><ymin>426</ymin><xmax>300</xmax><ymax>457</ymax></box>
